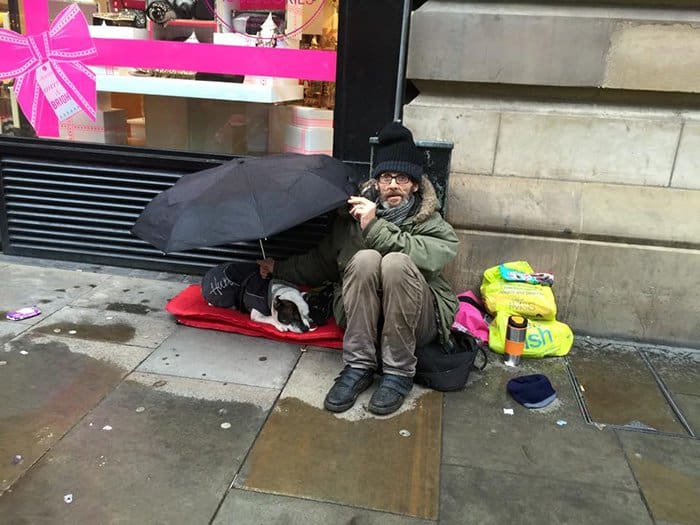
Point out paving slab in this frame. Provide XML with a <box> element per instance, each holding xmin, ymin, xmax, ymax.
<box><xmin>138</xmin><ymin>326</ymin><xmax>301</xmax><ymax>389</ymax></box>
<box><xmin>0</xmin><ymin>264</ymin><xmax>110</xmax><ymax>327</ymax></box>
<box><xmin>442</xmin><ymin>353</ymin><xmax>638</xmax><ymax>490</ymax></box>
<box><xmin>645</xmin><ymin>348</ymin><xmax>700</xmax><ymax>397</ymax></box>
<box><xmin>214</xmin><ymin>489</ymin><xmax>436</xmax><ymax>525</ymax></box>
<box><xmin>0</xmin><ymin>372</ymin><xmax>277</xmax><ymax>525</ymax></box>
<box><xmin>569</xmin><ymin>341</ymin><xmax>686</xmax><ymax>434</ymax></box>
<box><xmin>0</xmin><ymin>332</ymin><xmax>150</xmax><ymax>494</ymax></box>
<box><xmin>28</xmin><ymin>305</ymin><xmax>176</xmax><ymax>349</ymax></box>
<box><xmin>277</xmin><ymin>347</ymin><xmax>437</xmax><ymax>422</ymax></box>
<box><xmin>617</xmin><ymin>431</ymin><xmax>700</xmax><ymax>525</ymax></box>
<box><xmin>235</xmin><ymin>349</ymin><xmax>443</xmax><ymax>520</ymax></box>
<box><xmin>0</xmin><ymin>323</ymin><xmax>30</xmax><ymax>349</ymax></box>
<box><xmin>71</xmin><ymin>275</ymin><xmax>188</xmax><ymax>320</ymax></box>
<box><xmin>644</xmin><ymin>348</ymin><xmax>700</xmax><ymax>435</ymax></box>
<box><xmin>0</xmin><ymin>254</ymin><xmax>196</xmax><ymax>283</ymax></box>
<box><xmin>440</xmin><ymin>464</ymin><xmax>653</xmax><ymax>525</ymax></box>
<box><xmin>673</xmin><ymin>394</ymin><xmax>700</xmax><ymax>435</ymax></box>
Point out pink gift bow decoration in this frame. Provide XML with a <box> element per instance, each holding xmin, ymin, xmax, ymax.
<box><xmin>0</xmin><ymin>4</ymin><xmax>97</xmax><ymax>136</ymax></box>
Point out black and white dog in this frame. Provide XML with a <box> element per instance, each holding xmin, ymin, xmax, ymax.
<box><xmin>201</xmin><ymin>262</ymin><xmax>312</xmax><ymax>333</ymax></box>
<box><xmin>250</xmin><ymin>281</ymin><xmax>311</xmax><ymax>333</ymax></box>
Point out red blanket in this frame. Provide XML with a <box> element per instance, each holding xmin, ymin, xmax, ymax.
<box><xmin>166</xmin><ymin>285</ymin><xmax>344</xmax><ymax>349</ymax></box>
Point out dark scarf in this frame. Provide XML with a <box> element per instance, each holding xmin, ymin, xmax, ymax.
<box><xmin>375</xmin><ymin>194</ymin><xmax>416</xmax><ymax>226</ymax></box>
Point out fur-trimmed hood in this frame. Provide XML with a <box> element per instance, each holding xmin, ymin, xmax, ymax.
<box><xmin>356</xmin><ymin>175</ymin><xmax>440</xmax><ymax>224</ymax></box>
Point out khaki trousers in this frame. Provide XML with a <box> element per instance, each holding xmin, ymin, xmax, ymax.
<box><xmin>342</xmin><ymin>250</ymin><xmax>437</xmax><ymax>377</ymax></box>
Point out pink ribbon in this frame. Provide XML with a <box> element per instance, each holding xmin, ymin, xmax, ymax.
<box><xmin>0</xmin><ymin>4</ymin><xmax>97</xmax><ymax>136</ymax></box>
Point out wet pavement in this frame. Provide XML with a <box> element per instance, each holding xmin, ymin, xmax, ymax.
<box><xmin>0</xmin><ymin>254</ymin><xmax>698</xmax><ymax>524</ymax></box>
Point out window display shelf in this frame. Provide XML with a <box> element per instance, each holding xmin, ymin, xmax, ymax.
<box><xmin>96</xmin><ymin>73</ymin><xmax>304</xmax><ymax>103</ymax></box>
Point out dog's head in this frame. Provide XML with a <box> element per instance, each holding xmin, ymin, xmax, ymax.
<box><xmin>272</xmin><ymin>286</ymin><xmax>312</xmax><ymax>333</ymax></box>
<box><xmin>273</xmin><ymin>297</ymin><xmax>309</xmax><ymax>333</ymax></box>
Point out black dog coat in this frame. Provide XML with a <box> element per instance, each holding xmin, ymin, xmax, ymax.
<box><xmin>201</xmin><ymin>262</ymin><xmax>271</xmax><ymax>315</ymax></box>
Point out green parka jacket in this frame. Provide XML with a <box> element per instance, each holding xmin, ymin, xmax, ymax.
<box><xmin>274</xmin><ymin>176</ymin><xmax>460</xmax><ymax>345</ymax></box>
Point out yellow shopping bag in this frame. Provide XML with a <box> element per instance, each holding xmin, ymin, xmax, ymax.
<box><xmin>489</xmin><ymin>311</ymin><xmax>574</xmax><ymax>357</ymax></box>
<box><xmin>480</xmin><ymin>261</ymin><xmax>557</xmax><ymax>320</ymax></box>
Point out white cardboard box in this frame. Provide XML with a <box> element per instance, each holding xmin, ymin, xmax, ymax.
<box><xmin>289</xmin><ymin>105</ymin><xmax>333</xmax><ymax>128</ymax></box>
<box><xmin>284</xmin><ymin>123</ymin><xmax>333</xmax><ymax>155</ymax></box>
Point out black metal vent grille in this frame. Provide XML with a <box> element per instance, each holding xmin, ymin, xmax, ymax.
<box><xmin>0</xmin><ymin>138</ymin><xmax>368</xmax><ymax>275</ymax></box>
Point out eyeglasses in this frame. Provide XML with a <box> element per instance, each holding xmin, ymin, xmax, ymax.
<box><xmin>377</xmin><ymin>173</ymin><xmax>411</xmax><ymax>185</ymax></box>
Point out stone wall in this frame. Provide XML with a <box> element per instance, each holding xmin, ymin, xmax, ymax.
<box><xmin>405</xmin><ymin>1</ymin><xmax>700</xmax><ymax>346</ymax></box>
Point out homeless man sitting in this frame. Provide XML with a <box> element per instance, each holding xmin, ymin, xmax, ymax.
<box><xmin>257</xmin><ymin>121</ymin><xmax>459</xmax><ymax>415</ymax></box>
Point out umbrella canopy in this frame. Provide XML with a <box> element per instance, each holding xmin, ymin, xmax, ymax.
<box><xmin>132</xmin><ymin>153</ymin><xmax>358</xmax><ymax>253</ymax></box>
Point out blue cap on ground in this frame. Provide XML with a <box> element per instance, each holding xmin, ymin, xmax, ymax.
<box><xmin>507</xmin><ymin>374</ymin><xmax>556</xmax><ymax>409</ymax></box>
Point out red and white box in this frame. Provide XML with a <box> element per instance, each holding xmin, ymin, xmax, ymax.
<box><xmin>290</xmin><ymin>105</ymin><xmax>333</xmax><ymax>129</ymax></box>
<box><xmin>59</xmin><ymin>108</ymin><xmax>128</xmax><ymax>145</ymax></box>
<box><xmin>283</xmin><ymin>124</ymin><xmax>333</xmax><ymax>155</ymax></box>
<box><xmin>283</xmin><ymin>105</ymin><xmax>333</xmax><ymax>155</ymax></box>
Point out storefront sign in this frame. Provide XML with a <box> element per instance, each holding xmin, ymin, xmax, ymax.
<box><xmin>9</xmin><ymin>0</ymin><xmax>336</xmax><ymax>137</ymax></box>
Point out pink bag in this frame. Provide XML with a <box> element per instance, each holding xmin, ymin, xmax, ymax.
<box><xmin>452</xmin><ymin>291</ymin><xmax>490</xmax><ymax>343</ymax></box>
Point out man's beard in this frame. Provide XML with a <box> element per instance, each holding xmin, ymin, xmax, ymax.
<box><xmin>380</xmin><ymin>194</ymin><xmax>410</xmax><ymax>209</ymax></box>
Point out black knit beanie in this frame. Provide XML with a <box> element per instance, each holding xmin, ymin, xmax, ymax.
<box><xmin>371</xmin><ymin>121</ymin><xmax>424</xmax><ymax>183</ymax></box>
<box><xmin>507</xmin><ymin>374</ymin><xmax>557</xmax><ymax>408</ymax></box>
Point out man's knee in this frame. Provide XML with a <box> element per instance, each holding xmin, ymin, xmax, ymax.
<box><xmin>346</xmin><ymin>249</ymin><xmax>382</xmax><ymax>275</ymax></box>
<box><xmin>381</xmin><ymin>252</ymin><xmax>415</xmax><ymax>281</ymax></box>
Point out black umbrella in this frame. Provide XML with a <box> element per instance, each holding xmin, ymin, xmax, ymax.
<box><xmin>131</xmin><ymin>153</ymin><xmax>358</xmax><ymax>253</ymax></box>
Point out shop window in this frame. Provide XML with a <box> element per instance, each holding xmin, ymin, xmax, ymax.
<box><xmin>1</xmin><ymin>0</ymin><xmax>338</xmax><ymax>156</ymax></box>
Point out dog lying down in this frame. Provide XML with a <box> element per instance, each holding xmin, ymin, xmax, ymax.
<box><xmin>250</xmin><ymin>281</ymin><xmax>312</xmax><ymax>333</ymax></box>
<box><xmin>201</xmin><ymin>262</ymin><xmax>313</xmax><ymax>333</ymax></box>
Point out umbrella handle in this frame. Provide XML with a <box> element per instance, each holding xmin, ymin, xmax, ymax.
<box><xmin>259</xmin><ymin>239</ymin><xmax>267</xmax><ymax>260</ymax></box>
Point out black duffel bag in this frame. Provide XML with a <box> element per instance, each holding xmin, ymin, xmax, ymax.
<box><xmin>414</xmin><ymin>330</ymin><xmax>488</xmax><ymax>392</ymax></box>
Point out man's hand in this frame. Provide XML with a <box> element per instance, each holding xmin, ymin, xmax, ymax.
<box><xmin>257</xmin><ymin>257</ymin><xmax>275</xmax><ymax>278</ymax></box>
<box><xmin>348</xmin><ymin>196</ymin><xmax>376</xmax><ymax>230</ymax></box>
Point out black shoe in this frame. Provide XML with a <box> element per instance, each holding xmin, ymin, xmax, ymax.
<box><xmin>368</xmin><ymin>374</ymin><xmax>413</xmax><ymax>415</ymax></box>
<box><xmin>324</xmin><ymin>366</ymin><xmax>375</xmax><ymax>413</ymax></box>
